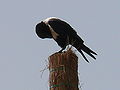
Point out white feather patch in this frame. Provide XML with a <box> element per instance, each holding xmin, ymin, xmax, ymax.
<box><xmin>43</xmin><ymin>17</ymin><xmax>59</xmax><ymax>39</ymax></box>
<box><xmin>47</xmin><ymin>24</ymin><xmax>59</xmax><ymax>39</ymax></box>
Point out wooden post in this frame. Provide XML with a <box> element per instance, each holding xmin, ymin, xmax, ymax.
<box><xmin>49</xmin><ymin>49</ymin><xmax>79</xmax><ymax>90</ymax></box>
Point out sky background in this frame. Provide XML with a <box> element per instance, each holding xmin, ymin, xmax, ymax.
<box><xmin>0</xmin><ymin>0</ymin><xmax>120</xmax><ymax>90</ymax></box>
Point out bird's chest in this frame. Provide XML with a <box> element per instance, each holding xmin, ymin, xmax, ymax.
<box><xmin>46</xmin><ymin>23</ymin><xmax>68</xmax><ymax>48</ymax></box>
<box><xmin>55</xmin><ymin>35</ymin><xmax>68</xmax><ymax>48</ymax></box>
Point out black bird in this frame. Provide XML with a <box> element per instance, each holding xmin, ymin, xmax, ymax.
<box><xmin>36</xmin><ymin>17</ymin><xmax>97</xmax><ymax>62</ymax></box>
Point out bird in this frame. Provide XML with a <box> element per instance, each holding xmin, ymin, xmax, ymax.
<box><xmin>35</xmin><ymin>17</ymin><xmax>97</xmax><ymax>62</ymax></box>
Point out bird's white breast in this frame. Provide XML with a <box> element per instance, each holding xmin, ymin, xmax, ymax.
<box><xmin>43</xmin><ymin>17</ymin><xmax>59</xmax><ymax>40</ymax></box>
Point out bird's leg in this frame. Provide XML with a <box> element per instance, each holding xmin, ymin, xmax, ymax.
<box><xmin>54</xmin><ymin>47</ymin><xmax>66</xmax><ymax>54</ymax></box>
<box><xmin>58</xmin><ymin>46</ymin><xmax>66</xmax><ymax>53</ymax></box>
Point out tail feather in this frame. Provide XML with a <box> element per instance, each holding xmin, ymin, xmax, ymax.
<box><xmin>83</xmin><ymin>49</ymin><xmax>96</xmax><ymax>59</ymax></box>
<box><xmin>77</xmin><ymin>44</ymin><xmax>97</xmax><ymax>62</ymax></box>
<box><xmin>79</xmin><ymin>50</ymin><xmax>89</xmax><ymax>63</ymax></box>
<box><xmin>81</xmin><ymin>44</ymin><xmax>97</xmax><ymax>58</ymax></box>
<box><xmin>88</xmin><ymin>48</ymin><xmax>97</xmax><ymax>55</ymax></box>
<box><xmin>71</xmin><ymin>36</ymin><xmax>97</xmax><ymax>62</ymax></box>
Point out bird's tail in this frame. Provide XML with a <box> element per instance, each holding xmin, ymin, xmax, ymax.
<box><xmin>77</xmin><ymin>44</ymin><xmax>97</xmax><ymax>63</ymax></box>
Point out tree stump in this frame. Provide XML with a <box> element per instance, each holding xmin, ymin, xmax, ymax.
<box><xmin>49</xmin><ymin>49</ymin><xmax>79</xmax><ymax>90</ymax></box>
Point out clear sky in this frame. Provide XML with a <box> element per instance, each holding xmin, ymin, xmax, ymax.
<box><xmin>0</xmin><ymin>0</ymin><xmax>120</xmax><ymax>90</ymax></box>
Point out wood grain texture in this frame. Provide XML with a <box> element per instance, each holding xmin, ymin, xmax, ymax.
<box><xmin>49</xmin><ymin>49</ymin><xmax>79</xmax><ymax>90</ymax></box>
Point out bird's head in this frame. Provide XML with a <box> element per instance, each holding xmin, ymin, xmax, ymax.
<box><xmin>35</xmin><ymin>21</ymin><xmax>52</xmax><ymax>39</ymax></box>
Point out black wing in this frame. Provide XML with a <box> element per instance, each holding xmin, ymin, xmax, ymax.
<box><xmin>48</xmin><ymin>18</ymin><xmax>84</xmax><ymax>43</ymax></box>
<box><xmin>48</xmin><ymin>19</ymin><xmax>76</xmax><ymax>36</ymax></box>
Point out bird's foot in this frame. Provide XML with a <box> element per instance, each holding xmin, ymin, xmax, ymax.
<box><xmin>54</xmin><ymin>49</ymin><xmax>63</xmax><ymax>55</ymax></box>
<box><xmin>53</xmin><ymin>51</ymin><xmax>62</xmax><ymax>55</ymax></box>
<box><xmin>58</xmin><ymin>50</ymin><xmax>63</xmax><ymax>53</ymax></box>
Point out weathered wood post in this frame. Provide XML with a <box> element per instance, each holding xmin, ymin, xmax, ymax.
<box><xmin>49</xmin><ymin>49</ymin><xmax>79</xmax><ymax>90</ymax></box>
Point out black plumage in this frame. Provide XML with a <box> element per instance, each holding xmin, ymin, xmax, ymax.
<box><xmin>36</xmin><ymin>17</ymin><xmax>97</xmax><ymax>62</ymax></box>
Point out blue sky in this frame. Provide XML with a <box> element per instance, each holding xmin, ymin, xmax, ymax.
<box><xmin>0</xmin><ymin>0</ymin><xmax>120</xmax><ymax>90</ymax></box>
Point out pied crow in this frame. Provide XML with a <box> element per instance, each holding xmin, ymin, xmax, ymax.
<box><xmin>35</xmin><ymin>17</ymin><xmax>97</xmax><ymax>62</ymax></box>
